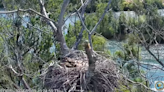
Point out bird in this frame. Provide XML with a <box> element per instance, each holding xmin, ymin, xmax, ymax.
<box><xmin>84</xmin><ymin>40</ymin><xmax>95</xmax><ymax>66</ymax></box>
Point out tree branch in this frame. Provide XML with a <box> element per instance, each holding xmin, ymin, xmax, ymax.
<box><xmin>39</xmin><ymin>0</ymin><xmax>57</xmax><ymax>33</ymax></box>
<box><xmin>7</xmin><ymin>65</ymin><xmax>31</xmax><ymax>89</ymax></box>
<box><xmin>90</xmin><ymin>0</ymin><xmax>112</xmax><ymax>34</ymax></box>
<box><xmin>138</xmin><ymin>30</ymin><xmax>164</xmax><ymax>67</ymax></box>
<box><xmin>123</xmin><ymin>76</ymin><xmax>154</xmax><ymax>92</ymax></box>
<box><xmin>76</xmin><ymin>0</ymin><xmax>112</xmax><ymax>49</ymax></box>
<box><xmin>72</xmin><ymin>0</ymin><xmax>91</xmax><ymax>50</ymax></box>
<box><xmin>145</xmin><ymin>46</ymin><xmax>164</xmax><ymax>67</ymax></box>
<box><xmin>39</xmin><ymin>0</ymin><xmax>70</xmax><ymax>56</ymax></box>
<box><xmin>76</xmin><ymin>9</ymin><xmax>90</xmax><ymax>33</ymax></box>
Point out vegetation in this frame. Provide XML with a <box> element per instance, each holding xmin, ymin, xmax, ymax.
<box><xmin>0</xmin><ymin>0</ymin><xmax>163</xmax><ymax>92</ymax></box>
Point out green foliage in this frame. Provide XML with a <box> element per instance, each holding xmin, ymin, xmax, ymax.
<box><xmin>144</xmin><ymin>0</ymin><xmax>164</xmax><ymax>9</ymax></box>
<box><xmin>122</xmin><ymin>1</ymin><xmax>134</xmax><ymax>11</ymax></box>
<box><xmin>65</xmin><ymin>21</ymin><xmax>82</xmax><ymax>48</ymax></box>
<box><xmin>3</xmin><ymin>0</ymin><xmax>40</xmax><ymax>10</ymax></box>
<box><xmin>115</xmin><ymin>51</ymin><xmax>125</xmax><ymax>59</ymax></box>
<box><xmin>126</xmin><ymin>34</ymin><xmax>139</xmax><ymax>46</ymax></box>
<box><xmin>117</xmin><ymin>12</ymin><xmax>127</xmax><ymax>37</ymax></box>
<box><xmin>95</xmin><ymin>10</ymin><xmax>116</xmax><ymax>39</ymax></box>
<box><xmin>46</xmin><ymin>0</ymin><xmax>63</xmax><ymax>21</ymax></box>
<box><xmin>114</xmin><ymin>39</ymin><xmax>147</xmax><ymax>92</ymax></box>
<box><xmin>131</xmin><ymin>0</ymin><xmax>145</xmax><ymax>14</ymax></box>
<box><xmin>66</xmin><ymin>20</ymin><xmax>109</xmax><ymax>52</ymax></box>
<box><xmin>0</xmin><ymin>15</ymin><xmax>54</xmax><ymax>89</ymax></box>
<box><xmin>114</xmin><ymin>34</ymin><xmax>141</xmax><ymax>77</ymax></box>
<box><xmin>85</xmin><ymin>14</ymin><xmax>98</xmax><ymax>30</ymax></box>
<box><xmin>110</xmin><ymin>0</ymin><xmax>164</xmax><ymax>13</ymax></box>
<box><xmin>92</xmin><ymin>35</ymin><xmax>107</xmax><ymax>51</ymax></box>
<box><xmin>111</xmin><ymin>0</ymin><xmax>124</xmax><ymax>11</ymax></box>
<box><xmin>116</xmin><ymin>41</ymin><xmax>140</xmax><ymax>61</ymax></box>
<box><xmin>96</xmin><ymin>3</ymin><xmax>108</xmax><ymax>15</ymax></box>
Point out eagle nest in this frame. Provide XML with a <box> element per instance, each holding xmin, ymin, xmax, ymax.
<box><xmin>43</xmin><ymin>50</ymin><xmax>119</xmax><ymax>92</ymax></box>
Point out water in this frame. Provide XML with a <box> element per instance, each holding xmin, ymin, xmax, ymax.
<box><xmin>113</xmin><ymin>9</ymin><xmax>164</xmax><ymax>19</ymax></box>
<box><xmin>108</xmin><ymin>40</ymin><xmax>164</xmax><ymax>89</ymax></box>
<box><xmin>64</xmin><ymin>14</ymin><xmax>79</xmax><ymax>34</ymax></box>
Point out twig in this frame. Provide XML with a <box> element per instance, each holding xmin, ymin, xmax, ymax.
<box><xmin>76</xmin><ymin>10</ymin><xmax>90</xmax><ymax>33</ymax></box>
<box><xmin>123</xmin><ymin>76</ymin><xmax>154</xmax><ymax>92</ymax></box>
<box><xmin>90</xmin><ymin>0</ymin><xmax>112</xmax><ymax>34</ymax></box>
<box><xmin>7</xmin><ymin>65</ymin><xmax>31</xmax><ymax>89</ymax></box>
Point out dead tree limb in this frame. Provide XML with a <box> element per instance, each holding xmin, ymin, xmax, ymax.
<box><xmin>7</xmin><ymin>65</ymin><xmax>31</xmax><ymax>89</ymax></box>
<box><xmin>72</xmin><ymin>0</ymin><xmax>91</xmax><ymax>50</ymax></box>
<box><xmin>77</xmin><ymin>0</ymin><xmax>112</xmax><ymax>49</ymax></box>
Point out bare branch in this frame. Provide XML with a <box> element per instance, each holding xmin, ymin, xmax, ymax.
<box><xmin>8</xmin><ymin>65</ymin><xmax>23</xmax><ymax>77</ymax></box>
<box><xmin>76</xmin><ymin>10</ymin><xmax>90</xmax><ymax>32</ymax></box>
<box><xmin>65</xmin><ymin>0</ymin><xmax>90</xmax><ymax>23</ymax></box>
<box><xmin>88</xmin><ymin>33</ymin><xmax>93</xmax><ymax>50</ymax></box>
<box><xmin>39</xmin><ymin>0</ymin><xmax>57</xmax><ymax>32</ymax></box>
<box><xmin>90</xmin><ymin>0</ymin><xmax>112</xmax><ymax>34</ymax></box>
<box><xmin>137</xmin><ymin>29</ymin><xmax>164</xmax><ymax>67</ymax></box>
<box><xmin>81</xmin><ymin>0</ymin><xmax>84</xmax><ymax>6</ymax></box>
<box><xmin>64</xmin><ymin>12</ymin><xmax>77</xmax><ymax>23</ymax></box>
<box><xmin>138</xmin><ymin>62</ymin><xmax>164</xmax><ymax>71</ymax></box>
<box><xmin>7</xmin><ymin>65</ymin><xmax>31</xmax><ymax>89</ymax></box>
<box><xmin>22</xmin><ymin>77</ymin><xmax>31</xmax><ymax>89</ymax></box>
<box><xmin>123</xmin><ymin>76</ymin><xmax>154</xmax><ymax>92</ymax></box>
<box><xmin>72</xmin><ymin>0</ymin><xmax>91</xmax><ymax>50</ymax></box>
<box><xmin>145</xmin><ymin>47</ymin><xmax>164</xmax><ymax>67</ymax></box>
<box><xmin>76</xmin><ymin>0</ymin><xmax>112</xmax><ymax>49</ymax></box>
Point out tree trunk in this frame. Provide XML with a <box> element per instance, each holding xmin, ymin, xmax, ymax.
<box><xmin>39</xmin><ymin>0</ymin><xmax>70</xmax><ymax>56</ymax></box>
<box><xmin>56</xmin><ymin>27</ymin><xmax>70</xmax><ymax>56</ymax></box>
<box><xmin>56</xmin><ymin>0</ymin><xmax>70</xmax><ymax>56</ymax></box>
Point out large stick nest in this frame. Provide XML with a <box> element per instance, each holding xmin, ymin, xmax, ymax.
<box><xmin>43</xmin><ymin>50</ymin><xmax>119</xmax><ymax>92</ymax></box>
